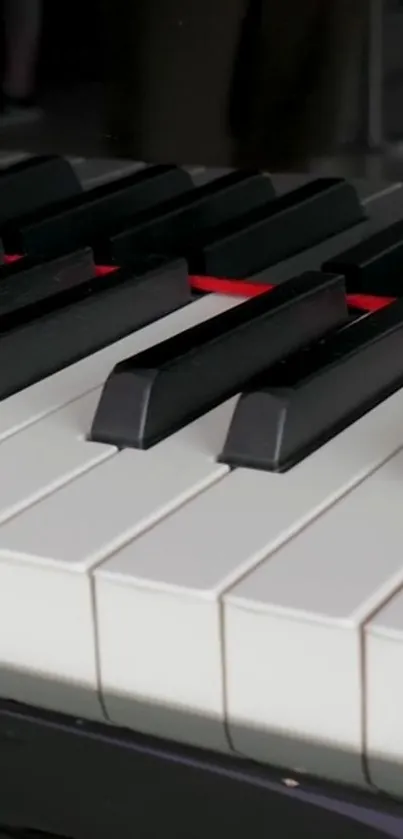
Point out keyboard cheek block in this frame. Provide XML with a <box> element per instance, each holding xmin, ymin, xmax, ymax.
<box><xmin>90</xmin><ymin>271</ymin><xmax>348</xmax><ymax>448</ymax></box>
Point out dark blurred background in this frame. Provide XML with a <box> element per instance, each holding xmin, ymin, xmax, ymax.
<box><xmin>38</xmin><ymin>0</ymin><xmax>100</xmax><ymax>84</ymax></box>
<box><xmin>0</xmin><ymin>0</ymin><xmax>105</xmax><ymax>158</ymax></box>
<box><xmin>0</xmin><ymin>0</ymin><xmax>403</xmax><ymax>179</ymax></box>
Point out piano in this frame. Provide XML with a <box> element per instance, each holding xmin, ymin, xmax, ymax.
<box><xmin>0</xmin><ymin>1</ymin><xmax>403</xmax><ymax>837</ymax></box>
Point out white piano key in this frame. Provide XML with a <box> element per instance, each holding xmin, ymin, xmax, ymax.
<box><xmin>0</xmin><ymin>397</ymin><xmax>234</xmax><ymax>720</ymax></box>
<box><xmin>224</xmin><ymin>447</ymin><xmax>403</xmax><ymax>788</ymax></box>
<box><xmin>94</xmin><ymin>384</ymin><xmax>403</xmax><ymax>759</ymax></box>
<box><xmin>365</xmin><ymin>585</ymin><xmax>403</xmax><ymax>796</ymax></box>
<box><xmin>0</xmin><ymin>293</ymin><xmax>241</xmax><ymax>442</ymax></box>
<box><xmin>0</xmin><ymin>390</ymin><xmax>114</xmax><ymax>525</ymax></box>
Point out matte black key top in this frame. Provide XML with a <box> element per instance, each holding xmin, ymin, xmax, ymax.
<box><xmin>0</xmin><ymin>156</ymin><xmax>82</xmax><ymax>227</ymax></box>
<box><xmin>184</xmin><ymin>178</ymin><xmax>365</xmax><ymax>278</ymax></box>
<box><xmin>0</xmin><ymin>256</ymin><xmax>192</xmax><ymax>401</ymax></box>
<box><xmin>3</xmin><ymin>165</ymin><xmax>193</xmax><ymax>260</ymax></box>
<box><xmin>90</xmin><ymin>271</ymin><xmax>348</xmax><ymax>449</ymax></box>
<box><xmin>0</xmin><ymin>249</ymin><xmax>95</xmax><ymax>315</ymax></box>
<box><xmin>323</xmin><ymin>219</ymin><xmax>403</xmax><ymax>296</ymax></box>
<box><xmin>105</xmin><ymin>171</ymin><xmax>275</xmax><ymax>265</ymax></box>
<box><xmin>220</xmin><ymin>300</ymin><xmax>403</xmax><ymax>472</ymax></box>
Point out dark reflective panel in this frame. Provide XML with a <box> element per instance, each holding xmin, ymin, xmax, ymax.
<box><xmin>0</xmin><ymin>0</ymin><xmax>371</xmax><ymax>171</ymax></box>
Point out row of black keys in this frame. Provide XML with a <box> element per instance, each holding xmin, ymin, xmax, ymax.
<box><xmin>0</xmin><ymin>154</ymin><xmax>362</xmax><ymax>275</ymax></box>
<box><xmin>1</xmin><ymin>155</ymin><xmax>403</xmax><ymax>472</ymax></box>
<box><xmin>0</xmin><ymin>154</ymin><xmax>368</xmax><ymax>402</ymax></box>
<box><xmin>2</xmin><ymin>154</ymin><xmax>403</xmax><ymax>295</ymax></box>
<box><xmin>3</xmin><ymin>155</ymin><xmax>403</xmax><ymax>294</ymax></box>
<box><xmin>91</xmin><ymin>272</ymin><xmax>403</xmax><ymax>471</ymax></box>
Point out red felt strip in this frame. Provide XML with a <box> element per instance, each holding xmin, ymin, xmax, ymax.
<box><xmin>346</xmin><ymin>293</ymin><xmax>396</xmax><ymax>312</ymax></box>
<box><xmin>3</xmin><ymin>253</ymin><xmax>24</xmax><ymax>265</ymax></box>
<box><xmin>95</xmin><ymin>264</ymin><xmax>119</xmax><ymax>277</ymax></box>
<box><xmin>189</xmin><ymin>275</ymin><xmax>397</xmax><ymax>313</ymax></box>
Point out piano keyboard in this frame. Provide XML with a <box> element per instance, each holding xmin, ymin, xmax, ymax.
<box><xmin>0</xmin><ymin>153</ymin><xmax>403</xmax><ymax>800</ymax></box>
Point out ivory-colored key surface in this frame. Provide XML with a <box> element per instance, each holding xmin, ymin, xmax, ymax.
<box><xmin>0</xmin><ymin>390</ymin><xmax>113</xmax><ymax>525</ymax></box>
<box><xmin>224</xmin><ymin>447</ymin><xmax>403</xmax><ymax>788</ymax></box>
<box><xmin>365</xmin><ymin>584</ymin><xmax>403</xmax><ymax>797</ymax></box>
<box><xmin>0</xmin><ymin>396</ymin><xmax>235</xmax><ymax>721</ymax></box>
<box><xmin>0</xmin><ymin>282</ymin><xmax>242</xmax><ymax>722</ymax></box>
<box><xmin>93</xmin><ymin>384</ymin><xmax>403</xmax><ymax>760</ymax></box>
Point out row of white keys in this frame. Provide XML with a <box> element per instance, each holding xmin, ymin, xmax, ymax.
<box><xmin>0</xmin><ymin>172</ymin><xmax>386</xmax><ymax>716</ymax></box>
<box><xmin>93</xmin><ymin>382</ymin><xmax>403</xmax><ymax>758</ymax></box>
<box><xmin>0</xmin><ymin>177</ymin><xmax>398</xmax><ymax>742</ymax></box>
<box><xmin>224</xmin><ymin>445</ymin><xmax>403</xmax><ymax>791</ymax></box>
<box><xmin>0</xmin><ymin>398</ymin><xmax>235</xmax><ymax>724</ymax></box>
<box><xmin>0</xmin><ymin>294</ymin><xmax>243</xmax><ymax>722</ymax></box>
<box><xmin>0</xmin><ymin>286</ymin><xmax>235</xmax><ymax>721</ymax></box>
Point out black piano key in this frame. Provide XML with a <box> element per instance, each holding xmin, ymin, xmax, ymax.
<box><xmin>0</xmin><ymin>156</ymin><xmax>82</xmax><ymax>227</ymax></box>
<box><xmin>220</xmin><ymin>299</ymin><xmax>403</xmax><ymax>472</ymax></box>
<box><xmin>184</xmin><ymin>178</ymin><xmax>365</xmax><ymax>278</ymax></box>
<box><xmin>2</xmin><ymin>165</ymin><xmax>193</xmax><ymax>260</ymax></box>
<box><xmin>104</xmin><ymin>170</ymin><xmax>275</xmax><ymax>265</ymax></box>
<box><xmin>0</xmin><ymin>256</ymin><xmax>192</xmax><ymax>401</ymax></box>
<box><xmin>323</xmin><ymin>219</ymin><xmax>403</xmax><ymax>296</ymax></box>
<box><xmin>0</xmin><ymin>249</ymin><xmax>96</xmax><ymax>315</ymax></box>
<box><xmin>90</xmin><ymin>271</ymin><xmax>348</xmax><ymax>449</ymax></box>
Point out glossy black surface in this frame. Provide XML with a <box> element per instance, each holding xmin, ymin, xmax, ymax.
<box><xmin>3</xmin><ymin>164</ymin><xmax>193</xmax><ymax>260</ymax></box>
<box><xmin>90</xmin><ymin>272</ymin><xmax>347</xmax><ymax>449</ymax></box>
<box><xmin>105</xmin><ymin>170</ymin><xmax>275</xmax><ymax>267</ymax></box>
<box><xmin>220</xmin><ymin>300</ymin><xmax>403</xmax><ymax>471</ymax></box>
<box><xmin>108</xmin><ymin>177</ymin><xmax>365</xmax><ymax>279</ymax></box>
<box><xmin>0</xmin><ymin>253</ymin><xmax>191</xmax><ymax>400</ymax></box>
<box><xmin>0</xmin><ymin>248</ymin><xmax>95</xmax><ymax>312</ymax></box>
<box><xmin>185</xmin><ymin>178</ymin><xmax>365</xmax><ymax>277</ymax></box>
<box><xmin>324</xmin><ymin>219</ymin><xmax>403</xmax><ymax>295</ymax></box>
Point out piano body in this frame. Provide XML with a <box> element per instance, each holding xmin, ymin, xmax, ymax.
<box><xmin>0</xmin><ymin>1</ymin><xmax>403</xmax><ymax>837</ymax></box>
